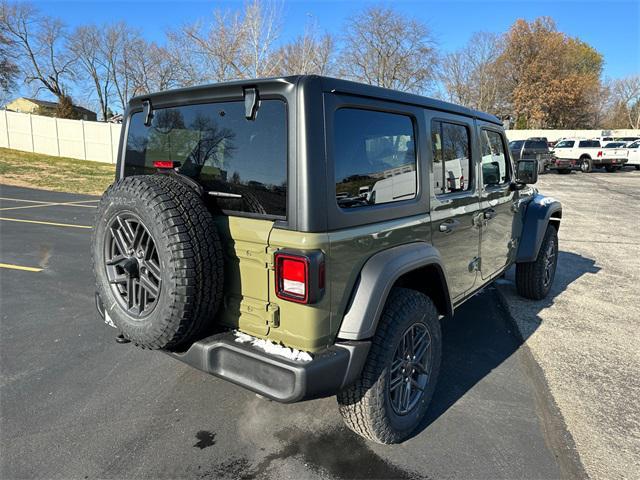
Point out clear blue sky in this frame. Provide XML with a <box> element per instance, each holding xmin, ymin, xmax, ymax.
<box><xmin>32</xmin><ymin>0</ymin><xmax>640</xmax><ymax>80</ymax></box>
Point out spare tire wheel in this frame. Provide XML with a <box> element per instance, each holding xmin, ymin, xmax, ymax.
<box><xmin>92</xmin><ymin>175</ymin><xmax>224</xmax><ymax>350</ymax></box>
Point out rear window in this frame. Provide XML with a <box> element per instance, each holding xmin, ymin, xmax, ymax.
<box><xmin>124</xmin><ymin>99</ymin><xmax>287</xmax><ymax>218</ymax></box>
<box><xmin>525</xmin><ymin>140</ymin><xmax>548</xmax><ymax>150</ymax></box>
<box><xmin>578</xmin><ymin>140</ymin><xmax>600</xmax><ymax>148</ymax></box>
<box><xmin>509</xmin><ymin>140</ymin><xmax>524</xmax><ymax>150</ymax></box>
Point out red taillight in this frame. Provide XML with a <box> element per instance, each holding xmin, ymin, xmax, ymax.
<box><xmin>276</xmin><ymin>254</ymin><xmax>309</xmax><ymax>303</ymax></box>
<box><xmin>274</xmin><ymin>251</ymin><xmax>325</xmax><ymax>304</ymax></box>
<box><xmin>153</xmin><ymin>160</ymin><xmax>176</xmax><ymax>169</ymax></box>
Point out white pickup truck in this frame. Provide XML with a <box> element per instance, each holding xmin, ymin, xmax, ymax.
<box><xmin>552</xmin><ymin>138</ymin><xmax>627</xmax><ymax>173</ymax></box>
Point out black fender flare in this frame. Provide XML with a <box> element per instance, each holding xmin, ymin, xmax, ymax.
<box><xmin>337</xmin><ymin>242</ymin><xmax>453</xmax><ymax>341</ymax></box>
<box><xmin>516</xmin><ymin>194</ymin><xmax>562</xmax><ymax>263</ymax></box>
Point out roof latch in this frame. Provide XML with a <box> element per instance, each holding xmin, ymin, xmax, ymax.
<box><xmin>142</xmin><ymin>99</ymin><xmax>154</xmax><ymax>126</ymax></box>
<box><xmin>244</xmin><ymin>87</ymin><xmax>260</xmax><ymax>120</ymax></box>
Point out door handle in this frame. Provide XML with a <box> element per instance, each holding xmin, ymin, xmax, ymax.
<box><xmin>439</xmin><ymin>219</ymin><xmax>460</xmax><ymax>234</ymax></box>
<box><xmin>484</xmin><ymin>209</ymin><xmax>497</xmax><ymax>220</ymax></box>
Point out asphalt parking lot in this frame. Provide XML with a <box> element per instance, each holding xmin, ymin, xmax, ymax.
<box><xmin>1</xmin><ymin>183</ymin><xmax>582</xmax><ymax>479</ymax></box>
<box><xmin>497</xmin><ymin>168</ymin><xmax>640</xmax><ymax>480</ymax></box>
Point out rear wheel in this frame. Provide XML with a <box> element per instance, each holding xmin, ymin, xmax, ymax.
<box><xmin>516</xmin><ymin>225</ymin><xmax>558</xmax><ymax>300</ymax></box>
<box><xmin>337</xmin><ymin>288</ymin><xmax>442</xmax><ymax>444</ymax></box>
<box><xmin>580</xmin><ymin>158</ymin><xmax>592</xmax><ymax>173</ymax></box>
<box><xmin>92</xmin><ymin>175</ymin><xmax>224</xmax><ymax>350</ymax></box>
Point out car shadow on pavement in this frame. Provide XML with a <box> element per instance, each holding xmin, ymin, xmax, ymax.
<box><xmin>412</xmin><ymin>250</ymin><xmax>600</xmax><ymax>439</ymax></box>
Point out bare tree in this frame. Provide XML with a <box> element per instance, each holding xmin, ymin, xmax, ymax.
<box><xmin>102</xmin><ymin>22</ymin><xmax>142</xmax><ymax>112</ymax></box>
<box><xmin>69</xmin><ymin>25</ymin><xmax>111</xmax><ymax>120</ymax></box>
<box><xmin>0</xmin><ymin>29</ymin><xmax>19</xmax><ymax>102</ymax></box>
<box><xmin>128</xmin><ymin>40</ymin><xmax>180</xmax><ymax>95</ymax></box>
<box><xmin>241</xmin><ymin>0</ymin><xmax>282</xmax><ymax>77</ymax></box>
<box><xmin>276</xmin><ymin>21</ymin><xmax>334</xmax><ymax>75</ymax></box>
<box><xmin>611</xmin><ymin>76</ymin><xmax>640</xmax><ymax>129</ymax></box>
<box><xmin>338</xmin><ymin>6</ymin><xmax>437</xmax><ymax>94</ymax></box>
<box><xmin>440</xmin><ymin>32</ymin><xmax>505</xmax><ymax>114</ymax></box>
<box><xmin>1</xmin><ymin>1</ymin><xmax>75</xmax><ymax>100</ymax></box>
<box><xmin>169</xmin><ymin>0</ymin><xmax>282</xmax><ymax>83</ymax></box>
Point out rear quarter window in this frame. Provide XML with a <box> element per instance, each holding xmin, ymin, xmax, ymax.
<box><xmin>334</xmin><ymin>108</ymin><xmax>417</xmax><ymax>209</ymax></box>
<box><xmin>124</xmin><ymin>99</ymin><xmax>287</xmax><ymax>218</ymax></box>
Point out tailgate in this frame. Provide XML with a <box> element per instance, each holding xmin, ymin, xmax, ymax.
<box><xmin>215</xmin><ymin>216</ymin><xmax>276</xmax><ymax>337</ymax></box>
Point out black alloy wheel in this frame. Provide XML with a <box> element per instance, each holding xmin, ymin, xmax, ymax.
<box><xmin>104</xmin><ymin>212</ymin><xmax>161</xmax><ymax>318</ymax></box>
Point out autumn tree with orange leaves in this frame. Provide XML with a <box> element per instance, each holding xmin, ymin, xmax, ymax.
<box><xmin>497</xmin><ymin>17</ymin><xmax>603</xmax><ymax>129</ymax></box>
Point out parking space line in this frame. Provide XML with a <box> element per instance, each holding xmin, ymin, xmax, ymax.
<box><xmin>0</xmin><ymin>201</ymin><xmax>98</xmax><ymax>211</ymax></box>
<box><xmin>0</xmin><ymin>196</ymin><xmax>98</xmax><ymax>204</ymax></box>
<box><xmin>0</xmin><ymin>217</ymin><xmax>92</xmax><ymax>229</ymax></box>
<box><xmin>0</xmin><ymin>263</ymin><xmax>43</xmax><ymax>272</ymax></box>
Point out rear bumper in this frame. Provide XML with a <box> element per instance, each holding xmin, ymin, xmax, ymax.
<box><xmin>596</xmin><ymin>158</ymin><xmax>627</xmax><ymax>165</ymax></box>
<box><xmin>166</xmin><ymin>332</ymin><xmax>370</xmax><ymax>403</ymax></box>
<box><xmin>96</xmin><ymin>292</ymin><xmax>370</xmax><ymax>403</ymax></box>
<box><xmin>550</xmin><ymin>159</ymin><xmax>576</xmax><ymax>169</ymax></box>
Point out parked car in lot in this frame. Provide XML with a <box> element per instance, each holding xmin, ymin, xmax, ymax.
<box><xmin>92</xmin><ymin>75</ymin><xmax>561</xmax><ymax>444</ymax></box>
<box><xmin>508</xmin><ymin>137</ymin><xmax>552</xmax><ymax>173</ymax></box>
<box><xmin>600</xmin><ymin>142</ymin><xmax>629</xmax><ymax>171</ymax></box>
<box><xmin>625</xmin><ymin>140</ymin><xmax>640</xmax><ymax>170</ymax></box>
<box><xmin>551</xmin><ymin>138</ymin><xmax>627</xmax><ymax>172</ymax></box>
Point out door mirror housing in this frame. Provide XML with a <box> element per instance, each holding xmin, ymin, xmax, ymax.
<box><xmin>516</xmin><ymin>159</ymin><xmax>538</xmax><ymax>185</ymax></box>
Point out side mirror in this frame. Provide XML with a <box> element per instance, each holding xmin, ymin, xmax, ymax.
<box><xmin>516</xmin><ymin>159</ymin><xmax>538</xmax><ymax>185</ymax></box>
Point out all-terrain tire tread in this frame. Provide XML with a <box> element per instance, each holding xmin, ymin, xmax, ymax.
<box><xmin>515</xmin><ymin>224</ymin><xmax>557</xmax><ymax>300</ymax></box>
<box><xmin>337</xmin><ymin>288</ymin><xmax>440</xmax><ymax>444</ymax></box>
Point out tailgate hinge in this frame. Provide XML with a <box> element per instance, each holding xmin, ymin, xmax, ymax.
<box><xmin>266</xmin><ymin>303</ymin><xmax>280</xmax><ymax>328</ymax></box>
<box><xmin>265</xmin><ymin>247</ymin><xmax>277</xmax><ymax>270</ymax></box>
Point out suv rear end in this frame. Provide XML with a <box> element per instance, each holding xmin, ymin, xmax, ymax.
<box><xmin>509</xmin><ymin>137</ymin><xmax>552</xmax><ymax>173</ymax></box>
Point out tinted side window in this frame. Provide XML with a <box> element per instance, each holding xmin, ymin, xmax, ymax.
<box><xmin>555</xmin><ymin>140</ymin><xmax>574</xmax><ymax>148</ymax></box>
<box><xmin>125</xmin><ymin>100</ymin><xmax>287</xmax><ymax>217</ymax></box>
<box><xmin>579</xmin><ymin>140</ymin><xmax>600</xmax><ymax>148</ymax></box>
<box><xmin>334</xmin><ymin>109</ymin><xmax>416</xmax><ymax>209</ymax></box>
<box><xmin>431</xmin><ymin>120</ymin><xmax>471</xmax><ymax>195</ymax></box>
<box><xmin>481</xmin><ymin>130</ymin><xmax>509</xmax><ymax>186</ymax></box>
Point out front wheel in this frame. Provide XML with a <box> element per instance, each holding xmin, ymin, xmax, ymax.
<box><xmin>516</xmin><ymin>225</ymin><xmax>558</xmax><ymax>300</ymax></box>
<box><xmin>337</xmin><ymin>288</ymin><xmax>442</xmax><ymax>444</ymax></box>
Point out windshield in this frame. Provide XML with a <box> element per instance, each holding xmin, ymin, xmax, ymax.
<box><xmin>124</xmin><ymin>99</ymin><xmax>288</xmax><ymax>218</ymax></box>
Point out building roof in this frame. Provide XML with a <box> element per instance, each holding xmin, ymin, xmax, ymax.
<box><xmin>19</xmin><ymin>97</ymin><xmax>96</xmax><ymax>115</ymax></box>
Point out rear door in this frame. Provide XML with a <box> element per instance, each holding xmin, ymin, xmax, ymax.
<box><xmin>478</xmin><ymin>126</ymin><xmax>518</xmax><ymax>279</ymax></box>
<box><xmin>122</xmin><ymin>98</ymin><xmax>288</xmax><ymax>337</ymax></box>
<box><xmin>428</xmin><ymin>113</ymin><xmax>481</xmax><ymax>301</ymax></box>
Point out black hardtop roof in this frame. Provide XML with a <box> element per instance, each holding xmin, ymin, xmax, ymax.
<box><xmin>130</xmin><ymin>75</ymin><xmax>502</xmax><ymax>125</ymax></box>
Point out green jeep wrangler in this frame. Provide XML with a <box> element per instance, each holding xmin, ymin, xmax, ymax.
<box><xmin>92</xmin><ymin>76</ymin><xmax>561</xmax><ymax>444</ymax></box>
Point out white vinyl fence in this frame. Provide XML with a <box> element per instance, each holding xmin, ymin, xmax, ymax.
<box><xmin>2</xmin><ymin>109</ymin><xmax>639</xmax><ymax>164</ymax></box>
<box><xmin>0</xmin><ymin>110</ymin><xmax>122</xmax><ymax>164</ymax></box>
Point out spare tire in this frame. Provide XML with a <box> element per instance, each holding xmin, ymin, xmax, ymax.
<box><xmin>92</xmin><ymin>175</ymin><xmax>224</xmax><ymax>350</ymax></box>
